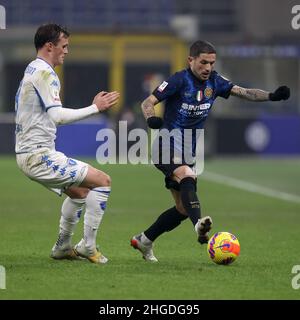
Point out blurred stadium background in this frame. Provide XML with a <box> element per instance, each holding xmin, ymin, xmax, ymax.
<box><xmin>0</xmin><ymin>0</ymin><xmax>299</xmax><ymax>157</ymax></box>
<box><xmin>0</xmin><ymin>0</ymin><xmax>300</xmax><ymax>300</ymax></box>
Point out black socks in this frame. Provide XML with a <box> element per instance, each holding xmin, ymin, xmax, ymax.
<box><xmin>143</xmin><ymin>177</ymin><xmax>200</xmax><ymax>242</ymax></box>
<box><xmin>179</xmin><ymin>177</ymin><xmax>200</xmax><ymax>226</ymax></box>
<box><xmin>144</xmin><ymin>206</ymin><xmax>188</xmax><ymax>241</ymax></box>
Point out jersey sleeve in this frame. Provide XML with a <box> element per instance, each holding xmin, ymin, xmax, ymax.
<box><xmin>32</xmin><ymin>70</ymin><xmax>62</xmax><ymax>110</ymax></box>
<box><xmin>214</xmin><ymin>72</ymin><xmax>234</xmax><ymax>99</ymax></box>
<box><xmin>152</xmin><ymin>72</ymin><xmax>183</xmax><ymax>102</ymax></box>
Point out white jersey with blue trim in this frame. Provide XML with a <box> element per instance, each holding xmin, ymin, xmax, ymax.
<box><xmin>15</xmin><ymin>58</ymin><xmax>62</xmax><ymax>153</ymax></box>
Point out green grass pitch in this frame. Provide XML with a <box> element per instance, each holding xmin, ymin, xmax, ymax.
<box><xmin>0</xmin><ymin>156</ymin><xmax>299</xmax><ymax>299</ymax></box>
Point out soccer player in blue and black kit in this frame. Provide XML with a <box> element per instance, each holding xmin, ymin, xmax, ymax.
<box><xmin>131</xmin><ymin>40</ymin><xmax>290</xmax><ymax>262</ymax></box>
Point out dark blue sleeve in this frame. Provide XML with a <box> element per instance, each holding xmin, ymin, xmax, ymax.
<box><xmin>215</xmin><ymin>72</ymin><xmax>234</xmax><ymax>99</ymax></box>
<box><xmin>152</xmin><ymin>72</ymin><xmax>183</xmax><ymax>102</ymax></box>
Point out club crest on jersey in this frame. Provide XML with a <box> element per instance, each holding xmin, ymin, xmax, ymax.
<box><xmin>204</xmin><ymin>87</ymin><xmax>213</xmax><ymax>99</ymax></box>
<box><xmin>158</xmin><ymin>81</ymin><xmax>168</xmax><ymax>92</ymax></box>
<box><xmin>196</xmin><ymin>90</ymin><xmax>203</xmax><ymax>101</ymax></box>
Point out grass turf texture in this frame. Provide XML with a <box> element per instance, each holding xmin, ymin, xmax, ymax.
<box><xmin>0</xmin><ymin>156</ymin><xmax>299</xmax><ymax>299</ymax></box>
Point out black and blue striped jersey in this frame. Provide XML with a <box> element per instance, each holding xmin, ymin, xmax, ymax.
<box><xmin>153</xmin><ymin>68</ymin><xmax>234</xmax><ymax>130</ymax></box>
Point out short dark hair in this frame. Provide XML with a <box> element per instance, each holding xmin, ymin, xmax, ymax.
<box><xmin>189</xmin><ymin>40</ymin><xmax>216</xmax><ymax>57</ymax></box>
<box><xmin>34</xmin><ymin>23</ymin><xmax>70</xmax><ymax>51</ymax></box>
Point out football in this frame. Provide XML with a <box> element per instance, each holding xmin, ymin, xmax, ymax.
<box><xmin>207</xmin><ymin>232</ymin><xmax>240</xmax><ymax>265</ymax></box>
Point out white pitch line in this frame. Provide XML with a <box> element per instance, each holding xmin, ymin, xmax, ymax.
<box><xmin>202</xmin><ymin>171</ymin><xmax>300</xmax><ymax>204</ymax></box>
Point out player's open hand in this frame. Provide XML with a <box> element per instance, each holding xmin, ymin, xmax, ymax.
<box><xmin>93</xmin><ymin>91</ymin><xmax>120</xmax><ymax>111</ymax></box>
<box><xmin>269</xmin><ymin>86</ymin><xmax>290</xmax><ymax>101</ymax></box>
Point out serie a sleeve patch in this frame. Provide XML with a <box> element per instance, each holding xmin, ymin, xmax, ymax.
<box><xmin>158</xmin><ymin>81</ymin><xmax>168</xmax><ymax>92</ymax></box>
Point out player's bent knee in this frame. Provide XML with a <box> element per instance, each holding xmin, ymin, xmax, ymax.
<box><xmin>101</xmin><ymin>173</ymin><xmax>111</xmax><ymax>187</ymax></box>
<box><xmin>95</xmin><ymin>171</ymin><xmax>111</xmax><ymax>187</ymax></box>
<box><xmin>173</xmin><ymin>166</ymin><xmax>196</xmax><ymax>181</ymax></box>
<box><xmin>65</xmin><ymin>187</ymin><xmax>89</xmax><ymax>199</ymax></box>
<box><xmin>81</xmin><ymin>167</ymin><xmax>112</xmax><ymax>189</ymax></box>
<box><xmin>105</xmin><ymin>174</ymin><xmax>111</xmax><ymax>186</ymax></box>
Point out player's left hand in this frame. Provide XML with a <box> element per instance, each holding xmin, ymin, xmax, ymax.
<box><xmin>269</xmin><ymin>86</ymin><xmax>290</xmax><ymax>101</ymax></box>
<box><xmin>93</xmin><ymin>91</ymin><xmax>120</xmax><ymax>111</ymax></box>
<box><xmin>147</xmin><ymin>116</ymin><xmax>163</xmax><ymax>129</ymax></box>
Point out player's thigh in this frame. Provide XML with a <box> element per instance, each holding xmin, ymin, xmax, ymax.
<box><xmin>79</xmin><ymin>166</ymin><xmax>111</xmax><ymax>189</ymax></box>
<box><xmin>172</xmin><ymin>165</ymin><xmax>196</xmax><ymax>183</ymax></box>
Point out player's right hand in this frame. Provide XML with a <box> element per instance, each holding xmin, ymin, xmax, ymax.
<box><xmin>93</xmin><ymin>91</ymin><xmax>120</xmax><ymax>111</ymax></box>
<box><xmin>147</xmin><ymin>116</ymin><xmax>163</xmax><ymax>129</ymax></box>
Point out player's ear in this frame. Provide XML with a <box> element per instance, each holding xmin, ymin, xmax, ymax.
<box><xmin>187</xmin><ymin>56</ymin><xmax>194</xmax><ymax>67</ymax></box>
<box><xmin>45</xmin><ymin>42</ymin><xmax>53</xmax><ymax>52</ymax></box>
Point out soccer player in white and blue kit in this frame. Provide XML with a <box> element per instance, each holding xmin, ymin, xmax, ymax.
<box><xmin>15</xmin><ymin>24</ymin><xmax>120</xmax><ymax>264</ymax></box>
<box><xmin>131</xmin><ymin>40</ymin><xmax>290</xmax><ymax>262</ymax></box>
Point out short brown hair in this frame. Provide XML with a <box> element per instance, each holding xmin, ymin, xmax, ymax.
<box><xmin>189</xmin><ymin>40</ymin><xmax>216</xmax><ymax>57</ymax></box>
<box><xmin>34</xmin><ymin>23</ymin><xmax>70</xmax><ymax>51</ymax></box>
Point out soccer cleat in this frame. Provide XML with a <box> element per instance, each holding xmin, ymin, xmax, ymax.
<box><xmin>195</xmin><ymin>216</ymin><xmax>213</xmax><ymax>244</ymax></box>
<box><xmin>74</xmin><ymin>239</ymin><xmax>108</xmax><ymax>264</ymax></box>
<box><xmin>50</xmin><ymin>245</ymin><xmax>81</xmax><ymax>260</ymax></box>
<box><xmin>130</xmin><ymin>234</ymin><xmax>158</xmax><ymax>262</ymax></box>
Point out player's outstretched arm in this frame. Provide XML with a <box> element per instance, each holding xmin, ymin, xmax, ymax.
<box><xmin>230</xmin><ymin>85</ymin><xmax>290</xmax><ymax>102</ymax></box>
<box><xmin>141</xmin><ymin>94</ymin><xmax>163</xmax><ymax>129</ymax></box>
<box><xmin>93</xmin><ymin>91</ymin><xmax>120</xmax><ymax>111</ymax></box>
<box><xmin>48</xmin><ymin>91</ymin><xmax>120</xmax><ymax>125</ymax></box>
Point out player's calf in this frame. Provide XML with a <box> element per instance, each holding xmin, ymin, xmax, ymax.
<box><xmin>179</xmin><ymin>176</ymin><xmax>201</xmax><ymax>226</ymax></box>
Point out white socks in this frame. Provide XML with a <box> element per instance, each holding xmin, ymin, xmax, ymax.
<box><xmin>56</xmin><ymin>197</ymin><xmax>85</xmax><ymax>248</ymax></box>
<box><xmin>54</xmin><ymin>187</ymin><xmax>111</xmax><ymax>251</ymax></box>
<box><xmin>84</xmin><ymin>187</ymin><xmax>111</xmax><ymax>251</ymax></box>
